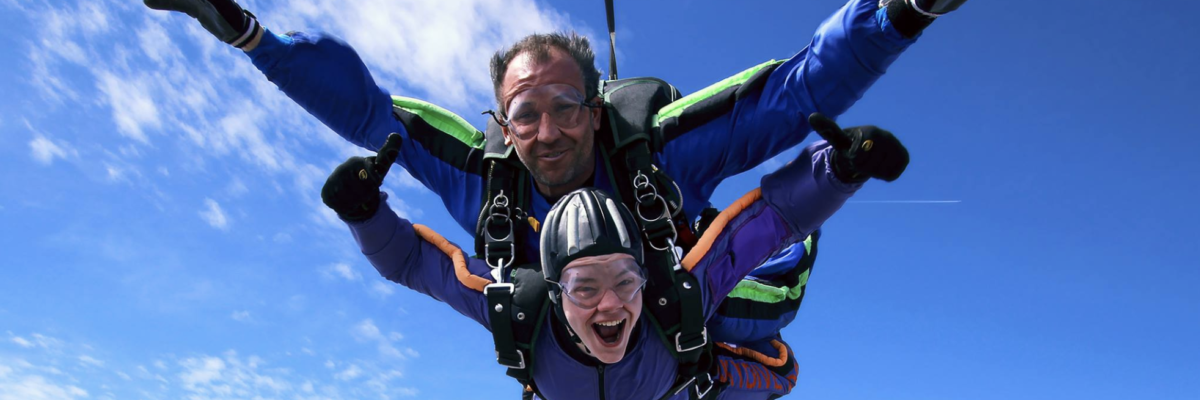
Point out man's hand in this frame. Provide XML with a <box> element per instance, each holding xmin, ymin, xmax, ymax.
<box><xmin>321</xmin><ymin>134</ymin><xmax>404</xmax><ymax>222</ymax></box>
<box><xmin>143</xmin><ymin>0</ymin><xmax>261</xmax><ymax>49</ymax></box>
<box><xmin>809</xmin><ymin>113</ymin><xmax>909</xmax><ymax>183</ymax></box>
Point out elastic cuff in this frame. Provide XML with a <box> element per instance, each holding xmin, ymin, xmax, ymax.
<box><xmin>230</xmin><ymin>11</ymin><xmax>262</xmax><ymax>49</ymax></box>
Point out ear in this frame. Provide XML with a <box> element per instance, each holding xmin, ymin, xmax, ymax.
<box><xmin>589</xmin><ymin>96</ymin><xmax>603</xmax><ymax>130</ymax></box>
<box><xmin>502</xmin><ymin>126</ymin><xmax>514</xmax><ymax>146</ymax></box>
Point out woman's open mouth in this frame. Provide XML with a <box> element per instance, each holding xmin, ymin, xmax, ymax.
<box><xmin>592</xmin><ymin>318</ymin><xmax>626</xmax><ymax>346</ymax></box>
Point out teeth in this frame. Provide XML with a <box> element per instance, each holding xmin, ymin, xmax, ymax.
<box><xmin>596</xmin><ymin>319</ymin><xmax>624</xmax><ymax>327</ymax></box>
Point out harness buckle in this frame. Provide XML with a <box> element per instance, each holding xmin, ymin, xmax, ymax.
<box><xmin>484</xmin><ymin>282</ymin><xmax>515</xmax><ymax>296</ymax></box>
<box><xmin>495</xmin><ymin>348</ymin><xmax>526</xmax><ymax>370</ymax></box>
<box><xmin>675</xmin><ymin>327</ymin><xmax>708</xmax><ymax>354</ymax></box>
<box><xmin>694</xmin><ymin>372</ymin><xmax>715</xmax><ymax>399</ymax></box>
<box><xmin>484</xmin><ymin>192</ymin><xmax>516</xmax><ymax>271</ymax></box>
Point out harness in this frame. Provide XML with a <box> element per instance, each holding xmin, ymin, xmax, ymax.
<box><xmin>478</xmin><ymin>77</ymin><xmax>719</xmax><ymax>400</ymax></box>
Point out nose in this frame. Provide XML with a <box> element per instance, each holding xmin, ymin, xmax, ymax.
<box><xmin>595</xmin><ymin>288</ymin><xmax>624</xmax><ymax>311</ymax></box>
<box><xmin>534</xmin><ymin>111</ymin><xmax>562</xmax><ymax>143</ymax></box>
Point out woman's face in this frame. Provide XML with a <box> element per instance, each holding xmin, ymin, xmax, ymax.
<box><xmin>558</xmin><ymin>253</ymin><xmax>644</xmax><ymax>364</ymax></box>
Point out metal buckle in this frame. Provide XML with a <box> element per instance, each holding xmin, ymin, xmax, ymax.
<box><xmin>484</xmin><ymin>282</ymin><xmax>515</xmax><ymax>296</ymax></box>
<box><xmin>675</xmin><ymin>327</ymin><xmax>708</xmax><ymax>353</ymax></box>
<box><xmin>669</xmin><ymin>376</ymin><xmax>696</xmax><ymax>397</ymax></box>
<box><xmin>694</xmin><ymin>373</ymin><xmax>714</xmax><ymax>399</ymax></box>
<box><xmin>495</xmin><ymin>348</ymin><xmax>526</xmax><ymax>370</ymax></box>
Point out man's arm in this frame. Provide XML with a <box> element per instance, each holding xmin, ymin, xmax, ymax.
<box><xmin>348</xmin><ymin>193</ymin><xmax>494</xmax><ymax>328</ymax></box>
<box><xmin>684</xmin><ymin>142</ymin><xmax>860</xmax><ymax>315</ymax></box>
<box><xmin>245</xmin><ymin>29</ymin><xmax>486</xmax><ymax>232</ymax></box>
<box><xmin>686</xmin><ymin>115</ymin><xmax>909</xmax><ymax>314</ymax></box>
<box><xmin>658</xmin><ymin>0</ymin><xmax>944</xmax><ymax>212</ymax></box>
<box><xmin>141</xmin><ymin>0</ymin><xmax>488</xmax><ymax>232</ymax></box>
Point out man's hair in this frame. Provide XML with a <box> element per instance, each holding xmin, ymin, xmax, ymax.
<box><xmin>489</xmin><ymin>32</ymin><xmax>601</xmax><ymax>113</ymax></box>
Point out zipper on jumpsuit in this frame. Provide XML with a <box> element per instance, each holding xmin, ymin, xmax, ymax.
<box><xmin>597</xmin><ymin>365</ymin><xmax>606</xmax><ymax>400</ymax></box>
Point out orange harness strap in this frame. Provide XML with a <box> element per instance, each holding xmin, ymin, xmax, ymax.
<box><xmin>681</xmin><ymin>188</ymin><xmax>763</xmax><ymax>271</ymax></box>
<box><xmin>413</xmin><ymin>224</ymin><xmax>490</xmax><ymax>293</ymax></box>
<box><xmin>715</xmin><ymin>339</ymin><xmax>790</xmax><ymax>368</ymax></box>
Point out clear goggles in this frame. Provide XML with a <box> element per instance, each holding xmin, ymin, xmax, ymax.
<box><xmin>500</xmin><ymin>84</ymin><xmax>593</xmax><ymax>140</ymax></box>
<box><xmin>553</xmin><ymin>257</ymin><xmax>646</xmax><ymax>310</ymax></box>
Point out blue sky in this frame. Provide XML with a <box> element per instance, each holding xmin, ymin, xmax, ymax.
<box><xmin>1</xmin><ymin>0</ymin><xmax>1198</xmax><ymax>399</ymax></box>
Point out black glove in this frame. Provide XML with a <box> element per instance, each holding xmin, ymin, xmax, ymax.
<box><xmin>321</xmin><ymin>134</ymin><xmax>404</xmax><ymax>222</ymax></box>
<box><xmin>143</xmin><ymin>0</ymin><xmax>262</xmax><ymax>49</ymax></box>
<box><xmin>809</xmin><ymin>113</ymin><xmax>909</xmax><ymax>183</ymax></box>
<box><xmin>880</xmin><ymin>0</ymin><xmax>968</xmax><ymax>38</ymax></box>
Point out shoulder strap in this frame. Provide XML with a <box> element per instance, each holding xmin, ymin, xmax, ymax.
<box><xmin>599</xmin><ymin>77</ymin><xmax>719</xmax><ymax>399</ymax></box>
<box><xmin>475</xmin><ymin>119</ymin><xmax>533</xmax><ymax>276</ymax></box>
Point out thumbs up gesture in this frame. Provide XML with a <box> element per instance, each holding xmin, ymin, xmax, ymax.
<box><xmin>808</xmin><ymin>113</ymin><xmax>909</xmax><ymax>183</ymax></box>
<box><xmin>321</xmin><ymin>133</ymin><xmax>404</xmax><ymax>221</ymax></box>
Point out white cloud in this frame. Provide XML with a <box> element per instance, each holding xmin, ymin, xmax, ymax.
<box><xmin>325</xmin><ymin>263</ymin><xmax>361</xmax><ymax>282</ymax></box>
<box><xmin>272</xmin><ymin>0</ymin><xmax>576</xmax><ymax>112</ymax></box>
<box><xmin>333</xmin><ymin>364</ymin><xmax>362</xmax><ymax>381</ymax></box>
<box><xmin>199</xmin><ymin>198</ymin><xmax>230</xmax><ymax>230</ymax></box>
<box><xmin>28</xmin><ymin>136</ymin><xmax>67</xmax><ymax>165</ymax></box>
<box><xmin>231</xmin><ymin>310</ymin><xmax>252</xmax><ymax>322</ymax></box>
<box><xmin>96</xmin><ymin>70</ymin><xmax>161</xmax><ymax>144</ymax></box>
<box><xmin>369</xmin><ymin>281</ymin><xmax>395</xmax><ymax>298</ymax></box>
<box><xmin>352</xmin><ymin>319</ymin><xmax>404</xmax><ymax>359</ymax></box>
<box><xmin>178</xmin><ymin>356</ymin><xmax>224</xmax><ymax>389</ymax></box>
<box><xmin>225</xmin><ymin>177</ymin><xmax>250</xmax><ymax>197</ymax></box>
<box><xmin>78</xmin><ymin>355</ymin><xmax>104</xmax><ymax>367</ymax></box>
<box><xmin>29</xmin><ymin>334</ymin><xmax>62</xmax><ymax>350</ymax></box>
<box><xmin>0</xmin><ymin>375</ymin><xmax>88</xmax><ymax>400</ymax></box>
<box><xmin>153</xmin><ymin>360</ymin><xmax>166</xmax><ymax>370</ymax></box>
<box><xmin>10</xmin><ymin>337</ymin><xmax>33</xmax><ymax>348</ymax></box>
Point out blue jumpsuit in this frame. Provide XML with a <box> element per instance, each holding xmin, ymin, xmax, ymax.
<box><xmin>348</xmin><ymin>143</ymin><xmax>861</xmax><ymax>399</ymax></box>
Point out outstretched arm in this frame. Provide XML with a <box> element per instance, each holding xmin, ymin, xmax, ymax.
<box><xmin>660</xmin><ymin>0</ymin><xmax>960</xmax><ymax>212</ymax></box>
<box><xmin>320</xmin><ymin>134</ymin><xmax>493</xmax><ymax>327</ymax></box>
<box><xmin>686</xmin><ymin>116</ymin><xmax>910</xmax><ymax>315</ymax></box>
<box><xmin>348</xmin><ymin>194</ymin><xmax>495</xmax><ymax>328</ymax></box>
<box><xmin>143</xmin><ymin>0</ymin><xmax>487</xmax><ymax>233</ymax></box>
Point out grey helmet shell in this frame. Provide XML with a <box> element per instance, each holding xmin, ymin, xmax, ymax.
<box><xmin>539</xmin><ymin>188</ymin><xmax>644</xmax><ymax>296</ymax></box>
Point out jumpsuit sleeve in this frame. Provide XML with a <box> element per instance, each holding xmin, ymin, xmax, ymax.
<box><xmin>346</xmin><ymin>193</ymin><xmax>494</xmax><ymax>329</ymax></box>
<box><xmin>685</xmin><ymin>142</ymin><xmax>861</xmax><ymax>316</ymax></box>
<box><xmin>246</xmin><ymin>29</ymin><xmax>485</xmax><ymax>233</ymax></box>
<box><xmin>658</xmin><ymin>0</ymin><xmax>918</xmax><ymax>211</ymax></box>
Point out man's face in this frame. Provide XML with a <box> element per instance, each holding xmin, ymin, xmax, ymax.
<box><xmin>558</xmin><ymin>253</ymin><xmax>644</xmax><ymax>364</ymax></box>
<box><xmin>500</xmin><ymin>48</ymin><xmax>602</xmax><ymax>198</ymax></box>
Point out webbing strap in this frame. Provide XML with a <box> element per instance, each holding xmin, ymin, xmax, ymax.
<box><xmin>485</xmin><ymin>283</ymin><xmax>526</xmax><ymax>371</ymax></box>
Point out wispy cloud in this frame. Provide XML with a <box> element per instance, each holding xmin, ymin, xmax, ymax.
<box><xmin>95</xmin><ymin>71</ymin><xmax>161</xmax><ymax>144</ymax></box>
<box><xmin>369</xmin><ymin>281</ymin><xmax>395</xmax><ymax>298</ymax></box>
<box><xmin>231</xmin><ymin>310</ymin><xmax>252</xmax><ymax>322</ymax></box>
<box><xmin>28</xmin><ymin>136</ymin><xmax>68</xmax><ymax>165</ymax></box>
<box><xmin>199</xmin><ymin>198</ymin><xmax>230</xmax><ymax>230</ymax></box>
<box><xmin>324</xmin><ymin>263</ymin><xmax>362</xmax><ymax>282</ymax></box>
<box><xmin>9</xmin><ymin>336</ymin><xmax>34</xmax><ymax>349</ymax></box>
<box><xmin>351</xmin><ymin>319</ymin><xmax>405</xmax><ymax>359</ymax></box>
<box><xmin>77</xmin><ymin>355</ymin><xmax>104</xmax><ymax>367</ymax></box>
<box><xmin>333</xmin><ymin>364</ymin><xmax>362</xmax><ymax>381</ymax></box>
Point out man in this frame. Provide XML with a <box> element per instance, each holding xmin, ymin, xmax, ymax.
<box><xmin>322</xmin><ymin>115</ymin><xmax>912</xmax><ymax>399</ymax></box>
<box><xmin>143</xmin><ymin>0</ymin><xmax>965</xmax><ymax>356</ymax></box>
